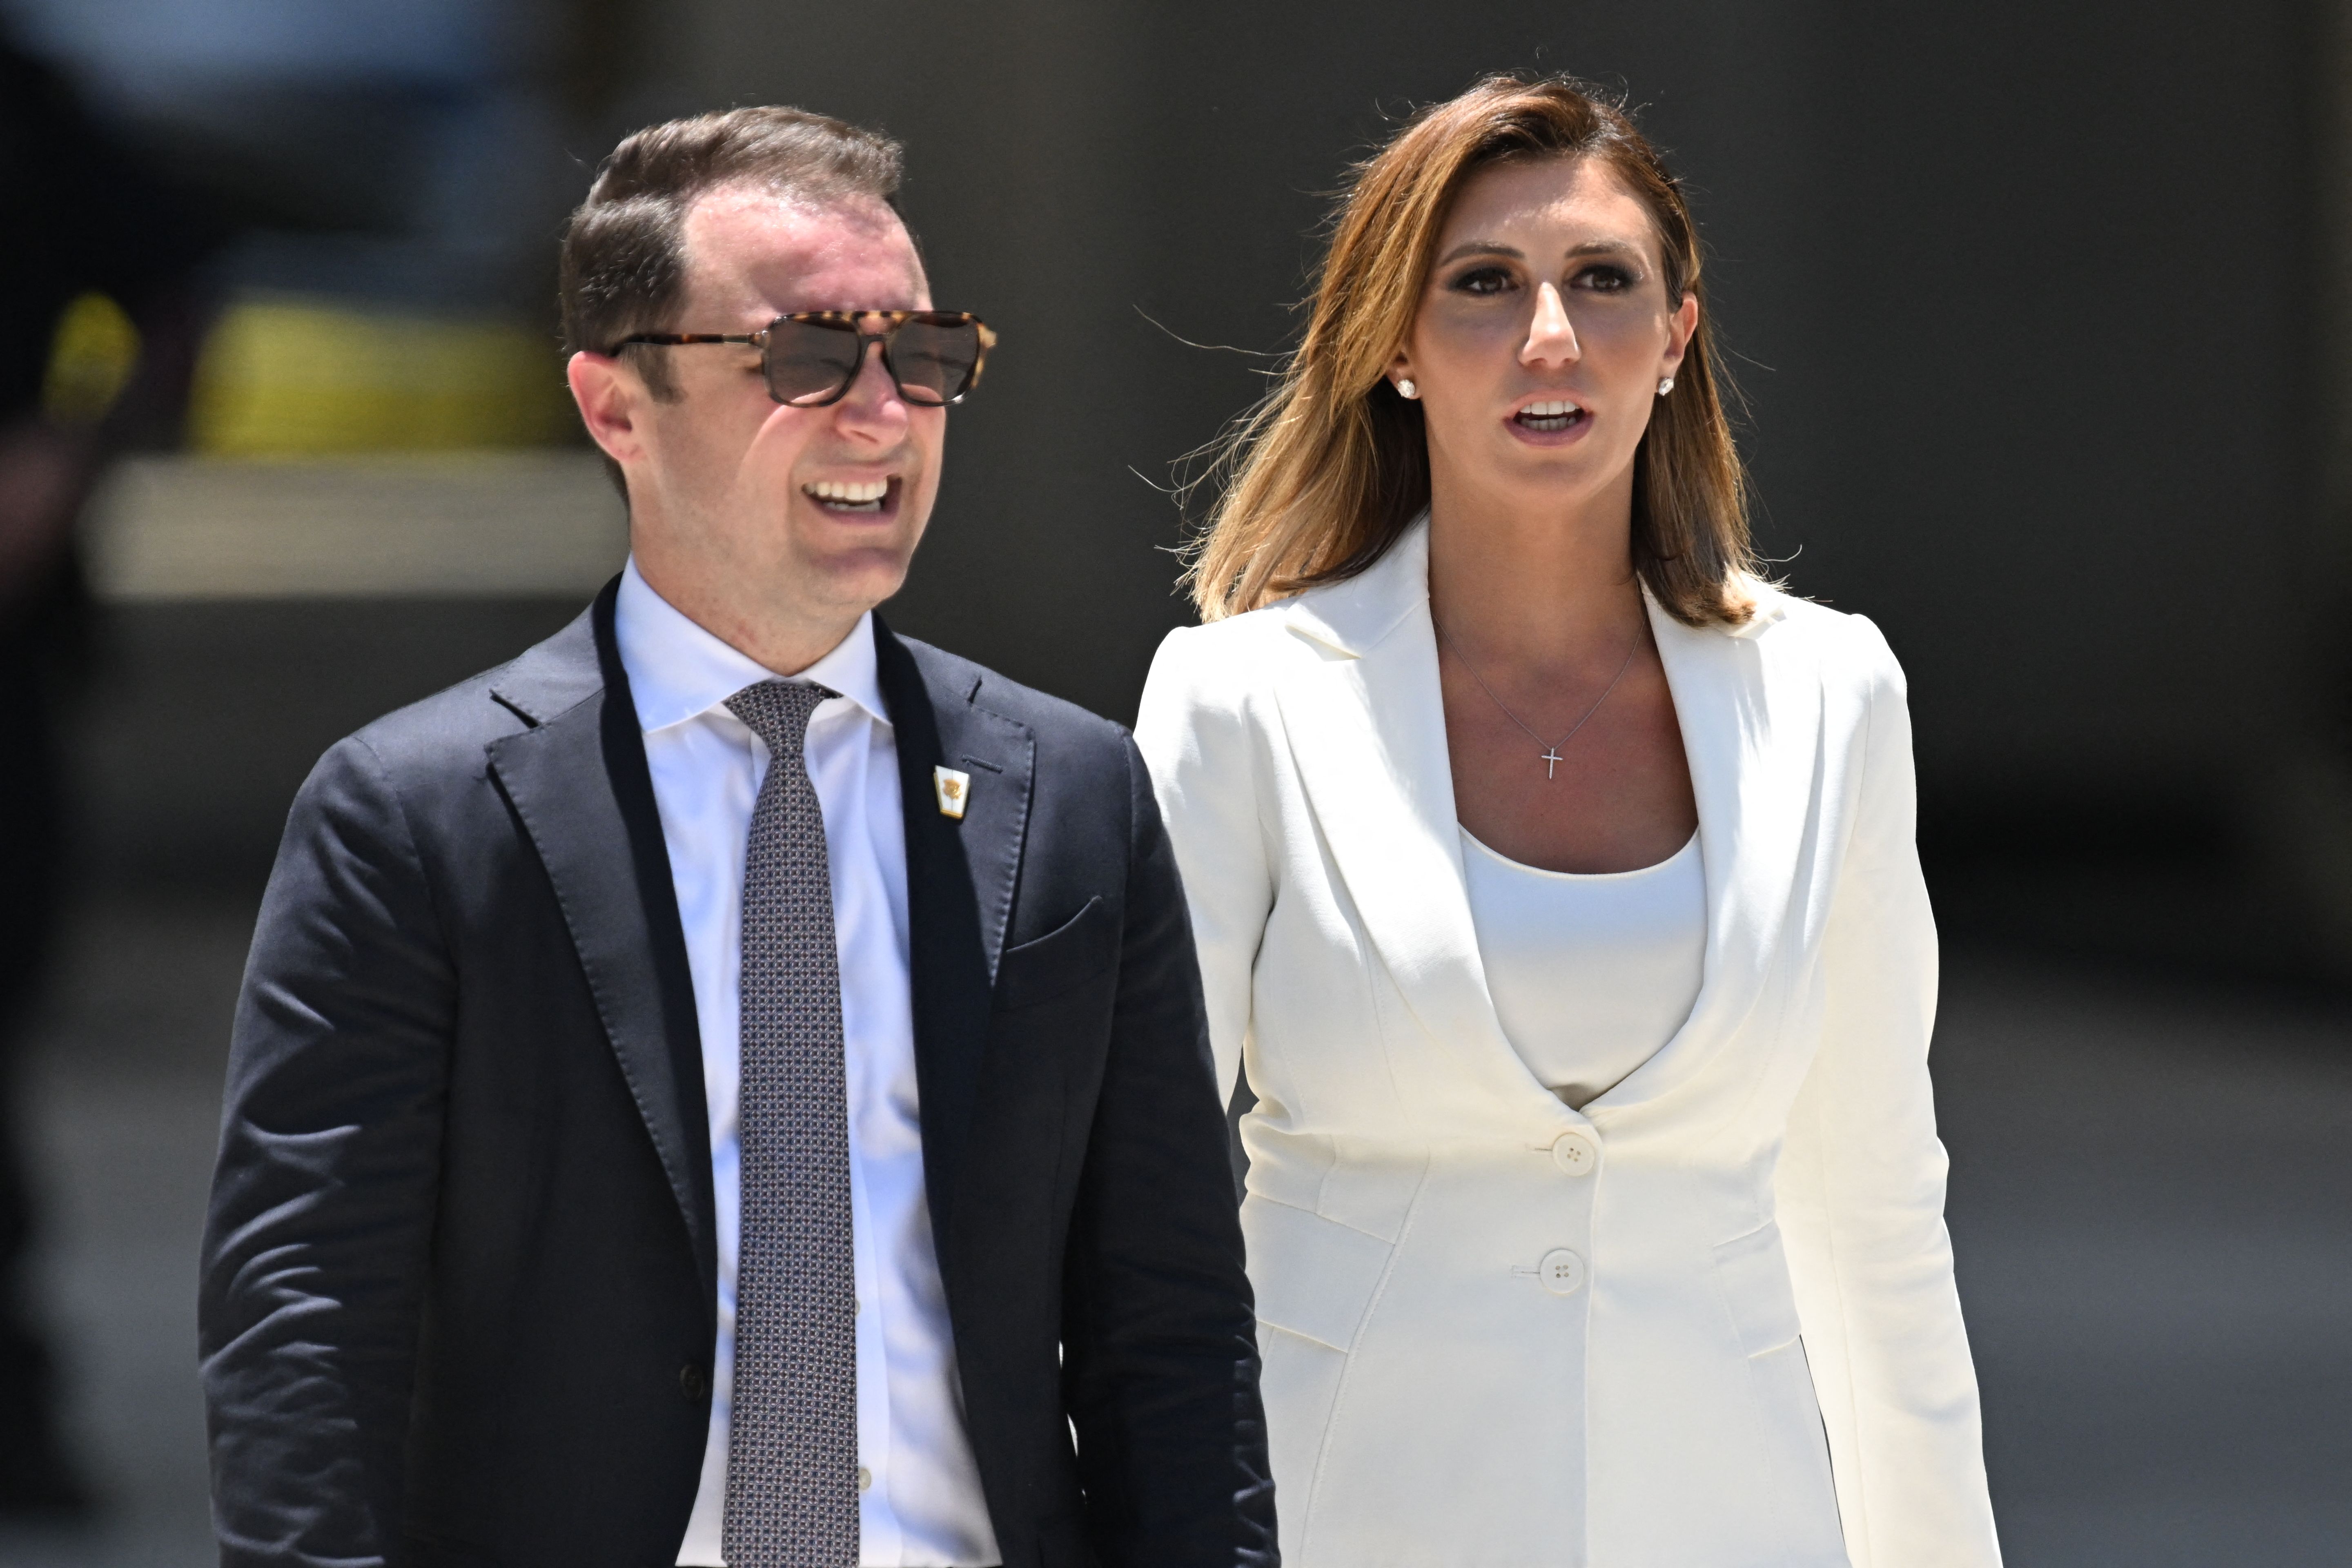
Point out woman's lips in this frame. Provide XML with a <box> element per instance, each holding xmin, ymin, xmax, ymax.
<box><xmin>1509</xmin><ymin>398</ymin><xmax>1590</xmax><ymax>442</ymax></box>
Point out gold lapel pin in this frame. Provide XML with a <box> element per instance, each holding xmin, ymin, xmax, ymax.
<box><xmin>933</xmin><ymin>765</ymin><xmax>971</xmax><ymax>820</ymax></box>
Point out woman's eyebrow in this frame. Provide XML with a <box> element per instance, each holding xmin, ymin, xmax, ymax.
<box><xmin>1434</xmin><ymin>237</ymin><xmax>1648</xmax><ymax>267</ymax></box>
<box><xmin>1434</xmin><ymin>240</ymin><xmax>1523</xmax><ymax>266</ymax></box>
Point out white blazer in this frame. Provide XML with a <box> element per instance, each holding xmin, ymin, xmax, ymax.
<box><xmin>1135</xmin><ymin>521</ymin><xmax>2000</xmax><ymax>1568</ymax></box>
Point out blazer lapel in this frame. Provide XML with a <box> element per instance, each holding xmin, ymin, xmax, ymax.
<box><xmin>873</xmin><ymin>615</ymin><xmax>1033</xmax><ymax>1227</ymax></box>
<box><xmin>1273</xmin><ymin>524</ymin><xmax>1539</xmax><ymax>1119</ymax></box>
<box><xmin>486</xmin><ymin>579</ymin><xmax>717</xmax><ymax>1300</ymax></box>
<box><xmin>1587</xmin><ymin>586</ymin><xmax>1815</xmax><ymax>1121</ymax></box>
<box><xmin>1272</xmin><ymin>521</ymin><xmax>1824</xmax><ymax>1132</ymax></box>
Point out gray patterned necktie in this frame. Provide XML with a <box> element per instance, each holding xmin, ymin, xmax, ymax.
<box><xmin>722</xmin><ymin>679</ymin><xmax>858</xmax><ymax>1568</ymax></box>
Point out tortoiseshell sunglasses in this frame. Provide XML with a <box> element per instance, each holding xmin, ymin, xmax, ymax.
<box><xmin>613</xmin><ymin>310</ymin><xmax>997</xmax><ymax>408</ymax></box>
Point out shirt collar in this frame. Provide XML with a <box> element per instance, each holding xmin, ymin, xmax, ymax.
<box><xmin>614</xmin><ymin>557</ymin><xmax>890</xmax><ymax>735</ymax></box>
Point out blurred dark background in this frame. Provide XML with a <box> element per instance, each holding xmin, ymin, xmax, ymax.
<box><xmin>0</xmin><ymin>2</ymin><xmax>2348</xmax><ymax>1565</ymax></box>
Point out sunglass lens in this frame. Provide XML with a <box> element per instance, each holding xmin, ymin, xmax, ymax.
<box><xmin>766</xmin><ymin>319</ymin><xmax>866</xmax><ymax>405</ymax></box>
<box><xmin>884</xmin><ymin>318</ymin><xmax>981</xmax><ymax>405</ymax></box>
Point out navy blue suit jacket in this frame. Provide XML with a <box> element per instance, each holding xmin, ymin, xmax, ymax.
<box><xmin>199</xmin><ymin>582</ymin><xmax>1275</xmax><ymax>1568</ymax></box>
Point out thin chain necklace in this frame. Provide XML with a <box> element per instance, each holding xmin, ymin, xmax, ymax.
<box><xmin>1434</xmin><ymin>614</ymin><xmax>1646</xmax><ymax>780</ymax></box>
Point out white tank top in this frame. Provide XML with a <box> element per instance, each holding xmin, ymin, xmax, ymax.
<box><xmin>1458</xmin><ymin>826</ymin><xmax>1707</xmax><ymax>1109</ymax></box>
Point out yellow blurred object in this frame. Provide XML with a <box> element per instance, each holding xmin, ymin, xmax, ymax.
<box><xmin>43</xmin><ymin>292</ymin><xmax>143</xmax><ymax>425</ymax></box>
<box><xmin>190</xmin><ymin>297</ymin><xmax>575</xmax><ymax>456</ymax></box>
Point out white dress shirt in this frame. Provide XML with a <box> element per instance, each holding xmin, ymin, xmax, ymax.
<box><xmin>614</xmin><ymin>562</ymin><xmax>1000</xmax><ymax>1568</ymax></box>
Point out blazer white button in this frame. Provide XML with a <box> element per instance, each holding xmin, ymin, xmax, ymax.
<box><xmin>1537</xmin><ymin>1248</ymin><xmax>1586</xmax><ymax>1296</ymax></box>
<box><xmin>1550</xmin><ymin>1130</ymin><xmax>1598</xmax><ymax>1176</ymax></box>
<box><xmin>857</xmin><ymin>1464</ymin><xmax>873</xmax><ymax>1492</ymax></box>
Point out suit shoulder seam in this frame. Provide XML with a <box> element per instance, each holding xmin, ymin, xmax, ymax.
<box><xmin>343</xmin><ymin>733</ymin><xmax>457</xmax><ymax>968</ymax></box>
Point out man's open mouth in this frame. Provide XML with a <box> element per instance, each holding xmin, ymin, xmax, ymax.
<box><xmin>804</xmin><ymin>477</ymin><xmax>895</xmax><ymax>513</ymax></box>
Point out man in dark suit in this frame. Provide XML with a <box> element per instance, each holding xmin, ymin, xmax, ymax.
<box><xmin>199</xmin><ymin>107</ymin><xmax>1274</xmax><ymax>1568</ymax></box>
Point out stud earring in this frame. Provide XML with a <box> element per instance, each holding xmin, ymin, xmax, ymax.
<box><xmin>1396</xmin><ymin>378</ymin><xmax>1418</xmax><ymax>399</ymax></box>
<box><xmin>1657</xmin><ymin>377</ymin><xmax>1674</xmax><ymax>396</ymax></box>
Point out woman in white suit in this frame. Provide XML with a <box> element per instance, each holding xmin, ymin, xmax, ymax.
<box><xmin>1136</xmin><ymin>76</ymin><xmax>2000</xmax><ymax>1567</ymax></box>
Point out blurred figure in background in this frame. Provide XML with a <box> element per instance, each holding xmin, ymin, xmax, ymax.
<box><xmin>0</xmin><ymin>32</ymin><xmax>216</xmax><ymax>1515</ymax></box>
<box><xmin>4</xmin><ymin>0</ymin><xmax>595</xmax><ymax>458</ymax></box>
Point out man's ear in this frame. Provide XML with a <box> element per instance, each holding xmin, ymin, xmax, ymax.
<box><xmin>568</xmin><ymin>352</ymin><xmax>649</xmax><ymax>466</ymax></box>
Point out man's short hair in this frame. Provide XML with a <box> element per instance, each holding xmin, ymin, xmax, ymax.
<box><xmin>559</xmin><ymin>106</ymin><xmax>906</xmax><ymax>402</ymax></box>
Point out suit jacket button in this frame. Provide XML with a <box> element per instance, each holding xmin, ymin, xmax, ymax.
<box><xmin>1537</xmin><ymin>1248</ymin><xmax>1587</xmax><ymax>1296</ymax></box>
<box><xmin>680</xmin><ymin>1364</ymin><xmax>711</xmax><ymax>1401</ymax></box>
<box><xmin>1550</xmin><ymin>1130</ymin><xmax>1598</xmax><ymax>1176</ymax></box>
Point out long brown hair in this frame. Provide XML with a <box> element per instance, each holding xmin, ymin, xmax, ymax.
<box><xmin>1185</xmin><ymin>74</ymin><xmax>1760</xmax><ymax>626</ymax></box>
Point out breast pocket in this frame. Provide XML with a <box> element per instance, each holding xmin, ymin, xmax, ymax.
<box><xmin>994</xmin><ymin>896</ymin><xmax>1118</xmax><ymax>1011</ymax></box>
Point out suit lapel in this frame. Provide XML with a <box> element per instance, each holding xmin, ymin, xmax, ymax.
<box><xmin>486</xmin><ymin>580</ymin><xmax>717</xmax><ymax>1300</ymax></box>
<box><xmin>1274</xmin><ymin>521</ymin><xmax>1822</xmax><ymax>1130</ymax></box>
<box><xmin>873</xmin><ymin>615</ymin><xmax>1033</xmax><ymax>1227</ymax></box>
<box><xmin>1273</xmin><ymin>526</ymin><xmax>1539</xmax><ymax>1119</ymax></box>
<box><xmin>1587</xmin><ymin>586</ymin><xmax>1815</xmax><ymax>1120</ymax></box>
